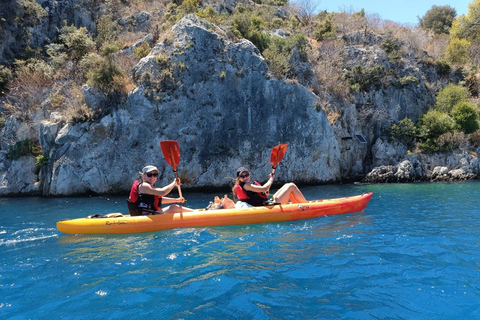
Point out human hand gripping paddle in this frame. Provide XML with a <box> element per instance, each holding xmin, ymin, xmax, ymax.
<box><xmin>160</xmin><ymin>140</ymin><xmax>184</xmax><ymax>202</ymax></box>
<box><xmin>264</xmin><ymin>144</ymin><xmax>288</xmax><ymax>205</ymax></box>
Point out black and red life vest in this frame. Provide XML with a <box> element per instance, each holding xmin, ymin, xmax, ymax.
<box><xmin>234</xmin><ymin>181</ymin><xmax>268</xmax><ymax>206</ymax></box>
<box><xmin>129</xmin><ymin>180</ymin><xmax>162</xmax><ymax>213</ymax></box>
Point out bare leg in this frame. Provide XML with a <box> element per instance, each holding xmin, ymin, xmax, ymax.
<box><xmin>272</xmin><ymin>183</ymin><xmax>307</xmax><ymax>204</ymax></box>
<box><xmin>159</xmin><ymin>204</ymin><xmax>194</xmax><ymax>214</ymax></box>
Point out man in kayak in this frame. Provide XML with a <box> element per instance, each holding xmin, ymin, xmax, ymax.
<box><xmin>129</xmin><ymin>165</ymin><xmax>193</xmax><ymax>215</ymax></box>
<box><xmin>232</xmin><ymin>167</ymin><xmax>307</xmax><ymax>208</ymax></box>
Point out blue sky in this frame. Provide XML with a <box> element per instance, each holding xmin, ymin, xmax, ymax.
<box><xmin>318</xmin><ymin>0</ymin><xmax>472</xmax><ymax>25</ymax></box>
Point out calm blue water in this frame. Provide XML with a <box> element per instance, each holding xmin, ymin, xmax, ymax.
<box><xmin>1</xmin><ymin>182</ymin><xmax>479</xmax><ymax>319</ymax></box>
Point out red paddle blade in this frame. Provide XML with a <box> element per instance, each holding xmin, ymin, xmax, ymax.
<box><xmin>160</xmin><ymin>140</ymin><xmax>181</xmax><ymax>170</ymax></box>
<box><xmin>270</xmin><ymin>144</ymin><xmax>288</xmax><ymax>168</ymax></box>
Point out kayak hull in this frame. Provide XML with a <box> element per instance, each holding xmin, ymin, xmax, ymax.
<box><xmin>56</xmin><ymin>193</ymin><xmax>373</xmax><ymax>234</ymax></box>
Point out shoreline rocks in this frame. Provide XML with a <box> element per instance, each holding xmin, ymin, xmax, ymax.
<box><xmin>363</xmin><ymin>155</ymin><xmax>480</xmax><ymax>183</ymax></box>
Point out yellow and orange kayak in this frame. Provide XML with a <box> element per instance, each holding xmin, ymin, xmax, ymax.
<box><xmin>56</xmin><ymin>193</ymin><xmax>373</xmax><ymax>234</ymax></box>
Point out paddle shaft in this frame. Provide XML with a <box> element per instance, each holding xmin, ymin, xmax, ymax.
<box><xmin>173</xmin><ymin>171</ymin><xmax>183</xmax><ymax>199</ymax></box>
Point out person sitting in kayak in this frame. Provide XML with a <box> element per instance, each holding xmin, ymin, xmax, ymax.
<box><xmin>232</xmin><ymin>167</ymin><xmax>307</xmax><ymax>208</ymax></box>
<box><xmin>129</xmin><ymin>165</ymin><xmax>193</xmax><ymax>215</ymax></box>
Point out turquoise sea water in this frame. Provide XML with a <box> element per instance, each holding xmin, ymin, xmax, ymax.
<box><xmin>0</xmin><ymin>182</ymin><xmax>479</xmax><ymax>319</ymax></box>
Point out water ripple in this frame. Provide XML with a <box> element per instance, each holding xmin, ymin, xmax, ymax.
<box><xmin>1</xmin><ymin>183</ymin><xmax>480</xmax><ymax>319</ymax></box>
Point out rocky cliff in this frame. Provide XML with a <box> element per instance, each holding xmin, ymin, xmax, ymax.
<box><xmin>1</xmin><ymin>8</ymin><xmax>479</xmax><ymax>196</ymax></box>
<box><xmin>0</xmin><ymin>15</ymin><xmax>343</xmax><ymax>195</ymax></box>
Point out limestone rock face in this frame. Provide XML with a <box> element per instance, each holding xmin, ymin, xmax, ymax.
<box><xmin>371</xmin><ymin>138</ymin><xmax>408</xmax><ymax>167</ymax></box>
<box><xmin>119</xmin><ymin>12</ymin><xmax>152</xmax><ymax>33</ymax></box>
<box><xmin>128</xmin><ymin>14</ymin><xmax>340</xmax><ymax>189</ymax></box>
<box><xmin>0</xmin><ymin>15</ymin><xmax>340</xmax><ymax>195</ymax></box>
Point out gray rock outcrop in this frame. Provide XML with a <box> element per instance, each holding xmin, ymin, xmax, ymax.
<box><xmin>363</xmin><ymin>150</ymin><xmax>480</xmax><ymax>183</ymax></box>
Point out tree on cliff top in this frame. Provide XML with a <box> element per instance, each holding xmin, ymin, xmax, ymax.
<box><xmin>450</xmin><ymin>0</ymin><xmax>480</xmax><ymax>42</ymax></box>
<box><xmin>419</xmin><ymin>5</ymin><xmax>456</xmax><ymax>35</ymax></box>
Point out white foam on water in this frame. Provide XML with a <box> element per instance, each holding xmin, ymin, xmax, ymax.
<box><xmin>0</xmin><ymin>228</ymin><xmax>58</xmax><ymax>246</ymax></box>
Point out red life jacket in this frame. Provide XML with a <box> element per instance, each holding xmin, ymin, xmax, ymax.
<box><xmin>129</xmin><ymin>180</ymin><xmax>140</xmax><ymax>203</ymax></box>
<box><xmin>129</xmin><ymin>180</ymin><xmax>161</xmax><ymax>211</ymax></box>
<box><xmin>234</xmin><ymin>181</ymin><xmax>268</xmax><ymax>206</ymax></box>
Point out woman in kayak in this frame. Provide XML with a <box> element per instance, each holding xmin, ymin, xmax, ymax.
<box><xmin>129</xmin><ymin>165</ymin><xmax>193</xmax><ymax>215</ymax></box>
<box><xmin>232</xmin><ymin>167</ymin><xmax>307</xmax><ymax>208</ymax></box>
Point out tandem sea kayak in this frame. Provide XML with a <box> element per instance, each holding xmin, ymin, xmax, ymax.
<box><xmin>56</xmin><ymin>193</ymin><xmax>373</xmax><ymax>234</ymax></box>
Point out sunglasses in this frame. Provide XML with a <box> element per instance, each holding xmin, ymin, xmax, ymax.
<box><xmin>239</xmin><ymin>173</ymin><xmax>250</xmax><ymax>178</ymax></box>
<box><xmin>146</xmin><ymin>172</ymin><xmax>158</xmax><ymax>177</ymax></box>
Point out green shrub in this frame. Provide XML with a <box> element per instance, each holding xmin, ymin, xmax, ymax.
<box><xmin>133</xmin><ymin>41</ymin><xmax>151</xmax><ymax>60</ymax></box>
<box><xmin>156</xmin><ymin>54</ymin><xmax>170</xmax><ymax>69</ymax></box>
<box><xmin>450</xmin><ymin>0</ymin><xmax>480</xmax><ymax>42</ymax></box>
<box><xmin>232</xmin><ymin>13</ymin><xmax>272</xmax><ymax>53</ymax></box>
<box><xmin>287</xmin><ymin>34</ymin><xmax>308</xmax><ymax>60</ymax></box>
<box><xmin>95</xmin><ymin>14</ymin><xmax>119</xmax><ymax>47</ymax></box>
<box><xmin>7</xmin><ymin>139</ymin><xmax>34</xmax><ymax>160</ymax></box>
<box><xmin>87</xmin><ymin>44</ymin><xmax>123</xmax><ymax>93</ymax></box>
<box><xmin>262</xmin><ymin>34</ymin><xmax>308</xmax><ymax>78</ymax></box>
<box><xmin>343</xmin><ymin>65</ymin><xmax>387</xmax><ymax>91</ymax></box>
<box><xmin>87</xmin><ymin>62</ymin><xmax>124</xmax><ymax>94</ymax></box>
<box><xmin>59</xmin><ymin>25</ymin><xmax>96</xmax><ymax>61</ymax></box>
<box><xmin>0</xmin><ymin>65</ymin><xmax>13</xmax><ymax>94</ymax></box>
<box><xmin>78</xmin><ymin>52</ymin><xmax>103</xmax><ymax>80</ymax></box>
<box><xmin>36</xmin><ymin>154</ymin><xmax>49</xmax><ymax>167</ymax></box>
<box><xmin>270</xmin><ymin>17</ymin><xmax>284</xmax><ymax>29</ymax></box>
<box><xmin>45</xmin><ymin>43</ymin><xmax>68</xmax><ymax>69</ymax></box>
<box><xmin>435</xmin><ymin>60</ymin><xmax>451</xmax><ymax>77</ymax></box>
<box><xmin>19</xmin><ymin>0</ymin><xmax>48</xmax><ymax>24</ymax></box>
<box><xmin>417</xmin><ymin>110</ymin><xmax>455</xmax><ymax>151</ymax></box>
<box><xmin>15</xmin><ymin>58</ymin><xmax>54</xmax><ymax>80</ymax></box>
<box><xmin>246</xmin><ymin>29</ymin><xmax>272</xmax><ymax>53</ymax></box>
<box><xmin>178</xmin><ymin>0</ymin><xmax>199</xmax><ymax>15</ymax></box>
<box><xmin>381</xmin><ymin>37</ymin><xmax>402</xmax><ymax>60</ymax></box>
<box><xmin>435</xmin><ymin>83</ymin><xmax>469</xmax><ymax>113</ymax></box>
<box><xmin>232</xmin><ymin>13</ymin><xmax>250</xmax><ymax>37</ymax></box>
<box><xmin>314</xmin><ymin>16</ymin><xmax>336</xmax><ymax>41</ymax></box>
<box><xmin>451</xmin><ymin>101</ymin><xmax>479</xmax><ymax>134</ymax></box>
<box><xmin>83</xmin><ymin>44</ymin><xmax>134</xmax><ymax>111</ymax></box>
<box><xmin>390</xmin><ymin>118</ymin><xmax>417</xmax><ymax>147</ymax></box>
<box><xmin>197</xmin><ymin>5</ymin><xmax>217</xmax><ymax>22</ymax></box>
<box><xmin>398</xmin><ymin>75</ymin><xmax>419</xmax><ymax>87</ymax></box>
<box><xmin>350</xmin><ymin>83</ymin><xmax>361</xmax><ymax>91</ymax></box>
<box><xmin>445</xmin><ymin>37</ymin><xmax>471</xmax><ymax>66</ymax></box>
<box><xmin>263</xmin><ymin>41</ymin><xmax>290</xmax><ymax>78</ymax></box>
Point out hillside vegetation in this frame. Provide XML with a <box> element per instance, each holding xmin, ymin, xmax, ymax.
<box><xmin>1</xmin><ymin>0</ymin><xmax>480</xmax><ymax>190</ymax></box>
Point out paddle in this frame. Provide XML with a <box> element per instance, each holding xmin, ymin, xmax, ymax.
<box><xmin>270</xmin><ymin>144</ymin><xmax>288</xmax><ymax>175</ymax></box>
<box><xmin>160</xmin><ymin>140</ymin><xmax>183</xmax><ymax>199</ymax></box>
